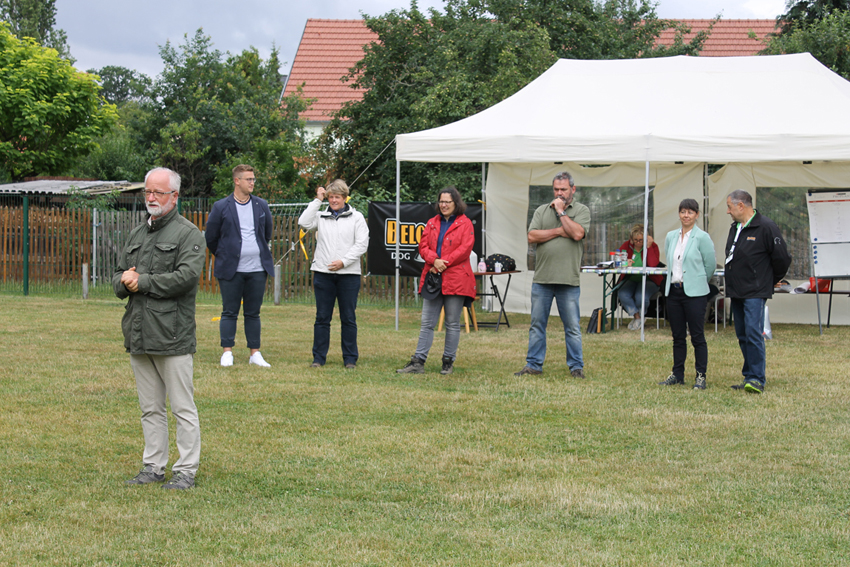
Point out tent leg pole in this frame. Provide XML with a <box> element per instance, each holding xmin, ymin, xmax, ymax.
<box><xmin>395</xmin><ymin>160</ymin><xmax>401</xmax><ymax>331</ymax></box>
<box><xmin>641</xmin><ymin>160</ymin><xmax>650</xmax><ymax>342</ymax></box>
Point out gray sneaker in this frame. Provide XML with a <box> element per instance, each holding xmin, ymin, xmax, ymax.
<box><xmin>397</xmin><ymin>357</ymin><xmax>425</xmax><ymax>374</ymax></box>
<box><xmin>440</xmin><ymin>356</ymin><xmax>454</xmax><ymax>375</ymax></box>
<box><xmin>658</xmin><ymin>373</ymin><xmax>684</xmax><ymax>386</ymax></box>
<box><xmin>126</xmin><ymin>465</ymin><xmax>164</xmax><ymax>485</ymax></box>
<box><xmin>694</xmin><ymin>372</ymin><xmax>707</xmax><ymax>390</ymax></box>
<box><xmin>162</xmin><ymin>471</ymin><xmax>195</xmax><ymax>490</ymax></box>
<box><xmin>570</xmin><ymin>368</ymin><xmax>586</xmax><ymax>379</ymax></box>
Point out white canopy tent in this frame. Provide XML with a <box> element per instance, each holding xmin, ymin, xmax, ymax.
<box><xmin>392</xmin><ymin>54</ymin><xmax>850</xmax><ymax>326</ymax></box>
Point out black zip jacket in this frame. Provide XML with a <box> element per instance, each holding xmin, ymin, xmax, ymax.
<box><xmin>724</xmin><ymin>212</ymin><xmax>792</xmax><ymax>299</ymax></box>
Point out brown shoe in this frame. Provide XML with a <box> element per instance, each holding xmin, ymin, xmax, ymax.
<box><xmin>514</xmin><ymin>366</ymin><xmax>542</xmax><ymax>376</ymax></box>
<box><xmin>570</xmin><ymin>368</ymin><xmax>585</xmax><ymax>379</ymax></box>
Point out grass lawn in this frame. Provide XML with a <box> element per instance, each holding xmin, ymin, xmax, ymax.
<box><xmin>1</xmin><ymin>295</ymin><xmax>848</xmax><ymax>566</ymax></box>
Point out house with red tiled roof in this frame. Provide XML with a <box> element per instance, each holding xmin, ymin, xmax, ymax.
<box><xmin>284</xmin><ymin>18</ymin><xmax>779</xmax><ymax>136</ymax></box>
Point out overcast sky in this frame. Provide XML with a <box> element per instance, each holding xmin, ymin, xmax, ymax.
<box><xmin>55</xmin><ymin>0</ymin><xmax>788</xmax><ymax>79</ymax></box>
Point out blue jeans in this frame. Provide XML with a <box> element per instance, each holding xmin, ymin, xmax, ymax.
<box><xmin>618</xmin><ymin>279</ymin><xmax>659</xmax><ymax>317</ymax></box>
<box><xmin>526</xmin><ymin>283</ymin><xmax>583</xmax><ymax>372</ymax></box>
<box><xmin>731</xmin><ymin>297</ymin><xmax>767</xmax><ymax>387</ymax></box>
<box><xmin>312</xmin><ymin>271</ymin><xmax>361</xmax><ymax>365</ymax></box>
<box><xmin>414</xmin><ymin>295</ymin><xmax>466</xmax><ymax>362</ymax></box>
<box><xmin>218</xmin><ymin>271</ymin><xmax>268</xmax><ymax>349</ymax></box>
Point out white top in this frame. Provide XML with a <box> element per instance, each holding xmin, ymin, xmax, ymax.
<box><xmin>236</xmin><ymin>200</ymin><xmax>263</xmax><ymax>272</ymax></box>
<box><xmin>670</xmin><ymin>228</ymin><xmax>692</xmax><ymax>284</ymax></box>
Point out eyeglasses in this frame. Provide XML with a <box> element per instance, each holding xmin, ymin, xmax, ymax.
<box><xmin>438</xmin><ymin>201</ymin><xmax>454</xmax><ymax>205</ymax></box>
<box><xmin>239</xmin><ymin>177</ymin><xmax>256</xmax><ymax>183</ymax></box>
<box><xmin>143</xmin><ymin>190</ymin><xmax>175</xmax><ymax>198</ymax></box>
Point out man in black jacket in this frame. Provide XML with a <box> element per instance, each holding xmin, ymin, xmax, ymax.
<box><xmin>724</xmin><ymin>189</ymin><xmax>792</xmax><ymax>394</ymax></box>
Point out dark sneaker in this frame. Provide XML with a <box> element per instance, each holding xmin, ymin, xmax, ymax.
<box><xmin>658</xmin><ymin>373</ymin><xmax>684</xmax><ymax>386</ymax></box>
<box><xmin>126</xmin><ymin>465</ymin><xmax>164</xmax><ymax>485</ymax></box>
<box><xmin>310</xmin><ymin>362</ymin><xmax>323</xmax><ymax>368</ymax></box>
<box><xmin>744</xmin><ymin>380</ymin><xmax>764</xmax><ymax>394</ymax></box>
<box><xmin>344</xmin><ymin>363</ymin><xmax>356</xmax><ymax>369</ymax></box>
<box><xmin>162</xmin><ymin>471</ymin><xmax>195</xmax><ymax>490</ymax></box>
<box><xmin>440</xmin><ymin>356</ymin><xmax>454</xmax><ymax>375</ymax></box>
<box><xmin>731</xmin><ymin>382</ymin><xmax>747</xmax><ymax>390</ymax></box>
<box><xmin>514</xmin><ymin>365</ymin><xmax>542</xmax><ymax>376</ymax></box>
<box><xmin>570</xmin><ymin>368</ymin><xmax>585</xmax><ymax>379</ymax></box>
<box><xmin>694</xmin><ymin>372</ymin><xmax>707</xmax><ymax>390</ymax></box>
<box><xmin>397</xmin><ymin>357</ymin><xmax>425</xmax><ymax>374</ymax></box>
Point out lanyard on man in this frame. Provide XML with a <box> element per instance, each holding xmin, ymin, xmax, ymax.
<box><xmin>725</xmin><ymin>211</ymin><xmax>756</xmax><ymax>265</ymax></box>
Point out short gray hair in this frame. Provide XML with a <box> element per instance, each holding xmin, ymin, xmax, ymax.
<box><xmin>552</xmin><ymin>171</ymin><xmax>574</xmax><ymax>187</ymax></box>
<box><xmin>145</xmin><ymin>167</ymin><xmax>181</xmax><ymax>194</ymax></box>
<box><xmin>728</xmin><ymin>189</ymin><xmax>752</xmax><ymax>207</ymax></box>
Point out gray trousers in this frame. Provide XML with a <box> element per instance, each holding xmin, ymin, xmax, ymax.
<box><xmin>414</xmin><ymin>295</ymin><xmax>465</xmax><ymax>362</ymax></box>
<box><xmin>130</xmin><ymin>353</ymin><xmax>201</xmax><ymax>475</ymax></box>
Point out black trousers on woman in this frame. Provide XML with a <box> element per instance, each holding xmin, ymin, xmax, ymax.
<box><xmin>666</xmin><ymin>284</ymin><xmax>708</xmax><ymax>378</ymax></box>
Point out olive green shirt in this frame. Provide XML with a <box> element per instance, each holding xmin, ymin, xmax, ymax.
<box><xmin>528</xmin><ymin>200</ymin><xmax>591</xmax><ymax>287</ymax></box>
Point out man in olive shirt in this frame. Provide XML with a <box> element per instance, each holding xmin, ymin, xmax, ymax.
<box><xmin>515</xmin><ymin>171</ymin><xmax>591</xmax><ymax>378</ymax></box>
<box><xmin>113</xmin><ymin>167</ymin><xmax>206</xmax><ymax>490</ymax></box>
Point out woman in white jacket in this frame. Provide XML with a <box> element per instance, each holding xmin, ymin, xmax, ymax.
<box><xmin>298</xmin><ymin>179</ymin><xmax>369</xmax><ymax>368</ymax></box>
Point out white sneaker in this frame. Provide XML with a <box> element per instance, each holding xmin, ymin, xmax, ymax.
<box><xmin>220</xmin><ymin>351</ymin><xmax>234</xmax><ymax>367</ymax></box>
<box><xmin>249</xmin><ymin>351</ymin><xmax>271</xmax><ymax>367</ymax></box>
<box><xmin>628</xmin><ymin>318</ymin><xmax>642</xmax><ymax>331</ymax></box>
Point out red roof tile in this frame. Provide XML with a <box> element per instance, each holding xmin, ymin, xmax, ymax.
<box><xmin>283</xmin><ymin>19</ymin><xmax>378</xmax><ymax>122</ymax></box>
<box><xmin>657</xmin><ymin>19</ymin><xmax>778</xmax><ymax>57</ymax></box>
<box><xmin>286</xmin><ymin>18</ymin><xmax>780</xmax><ymax>122</ymax></box>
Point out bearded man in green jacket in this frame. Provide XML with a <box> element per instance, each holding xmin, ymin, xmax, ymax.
<box><xmin>113</xmin><ymin>167</ymin><xmax>206</xmax><ymax>490</ymax></box>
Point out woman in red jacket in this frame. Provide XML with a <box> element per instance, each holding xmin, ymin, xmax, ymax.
<box><xmin>617</xmin><ymin>223</ymin><xmax>663</xmax><ymax>330</ymax></box>
<box><xmin>397</xmin><ymin>186</ymin><xmax>476</xmax><ymax>375</ymax></box>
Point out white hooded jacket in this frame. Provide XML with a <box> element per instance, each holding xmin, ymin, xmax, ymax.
<box><xmin>298</xmin><ymin>199</ymin><xmax>369</xmax><ymax>275</ymax></box>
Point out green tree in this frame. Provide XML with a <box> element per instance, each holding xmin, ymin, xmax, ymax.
<box><xmin>87</xmin><ymin>65</ymin><xmax>151</xmax><ymax>106</ymax></box>
<box><xmin>132</xmin><ymin>29</ymin><xmax>308</xmax><ymax>197</ymax></box>
<box><xmin>761</xmin><ymin>9</ymin><xmax>850</xmax><ymax>79</ymax></box>
<box><xmin>0</xmin><ymin>22</ymin><xmax>116</xmax><ymax>180</ymax></box>
<box><xmin>314</xmin><ymin>0</ymin><xmax>711</xmax><ymax>202</ymax></box>
<box><xmin>778</xmin><ymin>1</ymin><xmax>850</xmax><ymax>32</ymax></box>
<box><xmin>0</xmin><ymin>0</ymin><xmax>71</xmax><ymax>60</ymax></box>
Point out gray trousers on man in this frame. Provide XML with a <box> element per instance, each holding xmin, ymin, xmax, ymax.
<box><xmin>414</xmin><ymin>295</ymin><xmax>466</xmax><ymax>361</ymax></box>
<box><xmin>130</xmin><ymin>353</ymin><xmax>201</xmax><ymax>475</ymax></box>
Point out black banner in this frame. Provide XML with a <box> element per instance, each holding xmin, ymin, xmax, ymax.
<box><xmin>367</xmin><ymin>201</ymin><xmax>482</xmax><ymax>277</ymax></box>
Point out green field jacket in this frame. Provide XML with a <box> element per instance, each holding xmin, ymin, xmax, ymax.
<box><xmin>112</xmin><ymin>207</ymin><xmax>206</xmax><ymax>355</ymax></box>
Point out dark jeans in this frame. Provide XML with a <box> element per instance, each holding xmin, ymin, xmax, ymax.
<box><xmin>218</xmin><ymin>271</ymin><xmax>267</xmax><ymax>349</ymax></box>
<box><xmin>312</xmin><ymin>271</ymin><xmax>361</xmax><ymax>365</ymax></box>
<box><xmin>731</xmin><ymin>297</ymin><xmax>767</xmax><ymax>387</ymax></box>
<box><xmin>666</xmin><ymin>285</ymin><xmax>708</xmax><ymax>378</ymax></box>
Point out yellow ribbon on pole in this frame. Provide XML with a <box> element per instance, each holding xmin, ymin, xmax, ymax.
<box><xmin>298</xmin><ymin>229</ymin><xmax>309</xmax><ymax>261</ymax></box>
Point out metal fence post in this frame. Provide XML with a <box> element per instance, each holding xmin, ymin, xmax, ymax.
<box><xmin>22</xmin><ymin>195</ymin><xmax>29</xmax><ymax>296</ymax></box>
<box><xmin>274</xmin><ymin>265</ymin><xmax>281</xmax><ymax>305</ymax></box>
<box><xmin>82</xmin><ymin>263</ymin><xmax>89</xmax><ymax>299</ymax></box>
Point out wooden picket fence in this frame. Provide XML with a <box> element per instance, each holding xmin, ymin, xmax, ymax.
<box><xmin>0</xmin><ymin>205</ymin><xmax>420</xmax><ymax>303</ymax></box>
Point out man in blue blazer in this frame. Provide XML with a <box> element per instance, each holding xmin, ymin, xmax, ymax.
<box><xmin>205</xmin><ymin>165</ymin><xmax>275</xmax><ymax>367</ymax></box>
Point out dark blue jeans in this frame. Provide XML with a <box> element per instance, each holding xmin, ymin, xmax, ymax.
<box><xmin>731</xmin><ymin>297</ymin><xmax>767</xmax><ymax>387</ymax></box>
<box><xmin>218</xmin><ymin>271</ymin><xmax>267</xmax><ymax>349</ymax></box>
<box><xmin>312</xmin><ymin>271</ymin><xmax>361</xmax><ymax>365</ymax></box>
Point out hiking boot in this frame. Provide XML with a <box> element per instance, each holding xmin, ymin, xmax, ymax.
<box><xmin>744</xmin><ymin>380</ymin><xmax>764</xmax><ymax>394</ymax></box>
<box><xmin>570</xmin><ymin>368</ymin><xmax>585</xmax><ymax>379</ymax></box>
<box><xmin>126</xmin><ymin>465</ymin><xmax>164</xmax><ymax>485</ymax></box>
<box><xmin>514</xmin><ymin>365</ymin><xmax>542</xmax><ymax>376</ymax></box>
<box><xmin>658</xmin><ymin>373</ymin><xmax>684</xmax><ymax>386</ymax></box>
<box><xmin>694</xmin><ymin>372</ymin><xmax>707</xmax><ymax>390</ymax></box>
<box><xmin>397</xmin><ymin>357</ymin><xmax>425</xmax><ymax>374</ymax></box>
<box><xmin>440</xmin><ymin>356</ymin><xmax>454</xmax><ymax>375</ymax></box>
<box><xmin>162</xmin><ymin>471</ymin><xmax>195</xmax><ymax>490</ymax></box>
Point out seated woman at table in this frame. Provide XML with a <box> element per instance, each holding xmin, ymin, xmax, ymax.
<box><xmin>617</xmin><ymin>224</ymin><xmax>662</xmax><ymax>330</ymax></box>
<box><xmin>397</xmin><ymin>186</ymin><xmax>476</xmax><ymax>376</ymax></box>
<box><xmin>660</xmin><ymin>199</ymin><xmax>716</xmax><ymax>390</ymax></box>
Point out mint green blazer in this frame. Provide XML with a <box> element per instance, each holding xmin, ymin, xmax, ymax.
<box><xmin>664</xmin><ymin>225</ymin><xmax>716</xmax><ymax>297</ymax></box>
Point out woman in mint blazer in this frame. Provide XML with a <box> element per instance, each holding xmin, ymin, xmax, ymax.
<box><xmin>660</xmin><ymin>198</ymin><xmax>716</xmax><ymax>390</ymax></box>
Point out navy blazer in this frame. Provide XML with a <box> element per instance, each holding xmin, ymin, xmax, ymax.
<box><xmin>205</xmin><ymin>194</ymin><xmax>274</xmax><ymax>280</ymax></box>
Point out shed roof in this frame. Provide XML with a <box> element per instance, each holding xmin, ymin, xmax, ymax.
<box><xmin>0</xmin><ymin>179</ymin><xmax>144</xmax><ymax>195</ymax></box>
<box><xmin>284</xmin><ymin>18</ymin><xmax>778</xmax><ymax>123</ymax></box>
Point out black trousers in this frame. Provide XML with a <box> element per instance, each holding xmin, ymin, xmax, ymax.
<box><xmin>666</xmin><ymin>285</ymin><xmax>708</xmax><ymax>378</ymax></box>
